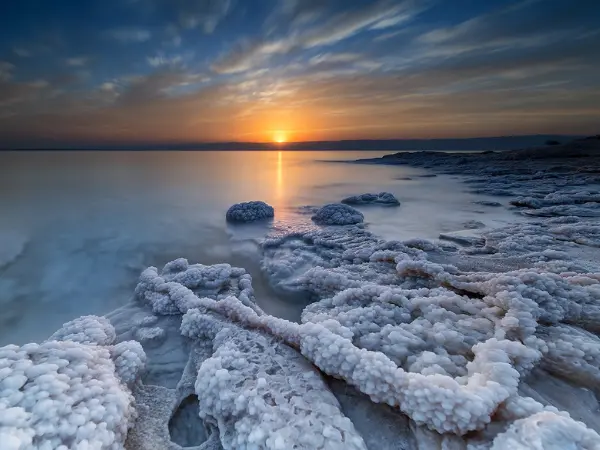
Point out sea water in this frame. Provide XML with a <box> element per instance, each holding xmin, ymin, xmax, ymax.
<box><xmin>0</xmin><ymin>150</ymin><xmax>522</xmax><ymax>344</ymax></box>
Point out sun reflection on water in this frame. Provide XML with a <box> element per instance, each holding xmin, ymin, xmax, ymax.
<box><xmin>277</xmin><ymin>151</ymin><xmax>283</xmax><ymax>202</ymax></box>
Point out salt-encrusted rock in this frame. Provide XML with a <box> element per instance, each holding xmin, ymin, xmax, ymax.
<box><xmin>511</xmin><ymin>190</ymin><xmax>600</xmax><ymax>210</ymax></box>
<box><xmin>463</xmin><ymin>220</ymin><xmax>486</xmax><ymax>229</ymax></box>
<box><xmin>176</xmin><ymin>291</ymin><xmax>541</xmax><ymax>435</ymax></box>
<box><xmin>135</xmin><ymin>258</ymin><xmax>260</xmax><ymax>315</ymax></box>
<box><xmin>226</xmin><ymin>201</ymin><xmax>274</xmax><ymax>223</ymax></box>
<box><xmin>439</xmin><ymin>231</ymin><xmax>486</xmax><ymax>247</ymax></box>
<box><xmin>473</xmin><ymin>200</ymin><xmax>502</xmax><ymax>207</ymax></box>
<box><xmin>46</xmin><ymin>315</ymin><xmax>116</xmax><ymax>345</ymax></box>
<box><xmin>312</xmin><ymin>203</ymin><xmax>364</xmax><ymax>225</ymax></box>
<box><xmin>0</xmin><ymin>316</ymin><xmax>144</xmax><ymax>449</ymax></box>
<box><xmin>134</xmin><ymin>326</ymin><xmax>166</xmax><ymax>344</ymax></box>
<box><xmin>341</xmin><ymin>192</ymin><xmax>400</xmax><ymax>206</ymax></box>
<box><xmin>5</xmin><ymin>134</ymin><xmax>600</xmax><ymax>450</ymax></box>
<box><xmin>8</xmin><ymin>237</ymin><xmax>600</xmax><ymax>449</ymax></box>
<box><xmin>134</xmin><ymin>315</ymin><xmax>159</xmax><ymax>327</ymax></box>
<box><xmin>182</xmin><ymin>312</ymin><xmax>367</xmax><ymax>450</ymax></box>
<box><xmin>490</xmin><ymin>412</ymin><xmax>600</xmax><ymax>450</ymax></box>
<box><xmin>111</xmin><ymin>340</ymin><xmax>147</xmax><ymax>386</ymax></box>
<box><xmin>258</xmin><ymin>222</ymin><xmax>600</xmax><ymax>440</ymax></box>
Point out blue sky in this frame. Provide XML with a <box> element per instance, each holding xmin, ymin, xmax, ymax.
<box><xmin>0</xmin><ymin>0</ymin><xmax>599</xmax><ymax>146</ymax></box>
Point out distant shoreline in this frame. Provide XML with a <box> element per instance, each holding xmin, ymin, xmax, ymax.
<box><xmin>0</xmin><ymin>134</ymin><xmax>581</xmax><ymax>152</ymax></box>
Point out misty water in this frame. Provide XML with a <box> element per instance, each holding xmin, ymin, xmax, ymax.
<box><xmin>0</xmin><ymin>150</ymin><xmax>521</xmax><ymax>345</ymax></box>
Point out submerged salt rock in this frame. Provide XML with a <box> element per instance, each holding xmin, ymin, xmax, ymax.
<box><xmin>312</xmin><ymin>203</ymin><xmax>364</xmax><ymax>225</ymax></box>
<box><xmin>463</xmin><ymin>220</ymin><xmax>486</xmax><ymax>229</ymax></box>
<box><xmin>341</xmin><ymin>192</ymin><xmax>400</xmax><ymax>206</ymax></box>
<box><xmin>439</xmin><ymin>231</ymin><xmax>486</xmax><ymax>247</ymax></box>
<box><xmin>134</xmin><ymin>325</ymin><xmax>166</xmax><ymax>344</ymax></box>
<box><xmin>473</xmin><ymin>200</ymin><xmax>502</xmax><ymax>207</ymax></box>
<box><xmin>226</xmin><ymin>201</ymin><xmax>274</xmax><ymax>223</ymax></box>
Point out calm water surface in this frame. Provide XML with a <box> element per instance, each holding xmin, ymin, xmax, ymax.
<box><xmin>0</xmin><ymin>151</ymin><xmax>519</xmax><ymax>344</ymax></box>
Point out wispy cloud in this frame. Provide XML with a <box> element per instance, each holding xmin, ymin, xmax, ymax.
<box><xmin>301</xmin><ymin>0</ymin><xmax>418</xmax><ymax>47</ymax></box>
<box><xmin>129</xmin><ymin>0</ymin><xmax>232</xmax><ymax>33</ymax></box>
<box><xmin>66</xmin><ymin>57</ymin><xmax>88</xmax><ymax>67</ymax></box>
<box><xmin>13</xmin><ymin>47</ymin><xmax>31</xmax><ymax>58</ymax></box>
<box><xmin>147</xmin><ymin>53</ymin><xmax>183</xmax><ymax>67</ymax></box>
<box><xmin>178</xmin><ymin>0</ymin><xmax>231</xmax><ymax>33</ymax></box>
<box><xmin>100</xmin><ymin>82</ymin><xmax>118</xmax><ymax>92</ymax></box>
<box><xmin>212</xmin><ymin>0</ymin><xmax>428</xmax><ymax>74</ymax></box>
<box><xmin>309</xmin><ymin>53</ymin><xmax>363</xmax><ymax>66</ymax></box>
<box><xmin>105</xmin><ymin>27</ymin><xmax>152</xmax><ymax>43</ymax></box>
<box><xmin>418</xmin><ymin>0</ymin><xmax>594</xmax><ymax>53</ymax></box>
<box><xmin>1</xmin><ymin>0</ymin><xmax>599</xmax><ymax>145</ymax></box>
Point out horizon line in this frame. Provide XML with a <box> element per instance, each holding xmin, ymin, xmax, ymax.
<box><xmin>0</xmin><ymin>134</ymin><xmax>586</xmax><ymax>151</ymax></box>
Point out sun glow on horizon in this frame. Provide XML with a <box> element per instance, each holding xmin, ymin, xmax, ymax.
<box><xmin>273</xmin><ymin>131</ymin><xmax>287</xmax><ymax>144</ymax></box>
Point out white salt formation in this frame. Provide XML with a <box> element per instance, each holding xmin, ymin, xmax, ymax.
<box><xmin>112</xmin><ymin>261</ymin><xmax>366</xmax><ymax>450</ymax></box>
<box><xmin>226</xmin><ymin>201</ymin><xmax>274</xmax><ymax>223</ymax></box>
<box><xmin>183</xmin><ymin>313</ymin><xmax>366</xmax><ymax>449</ymax></box>
<box><xmin>341</xmin><ymin>192</ymin><xmax>400</xmax><ymax>206</ymax></box>
<box><xmin>0</xmin><ymin>316</ymin><xmax>145</xmax><ymax>449</ymax></box>
<box><xmin>126</xmin><ymin>251</ymin><xmax>600</xmax><ymax>447</ymax></box>
<box><xmin>135</xmin><ymin>258</ymin><xmax>261</xmax><ymax>314</ymax></box>
<box><xmin>312</xmin><ymin>203</ymin><xmax>365</xmax><ymax>225</ymax></box>
<box><xmin>259</xmin><ymin>226</ymin><xmax>600</xmax><ymax>438</ymax></box>
<box><xmin>3</xmin><ymin>137</ymin><xmax>600</xmax><ymax>449</ymax></box>
<box><xmin>4</xmin><ymin>242</ymin><xmax>600</xmax><ymax>448</ymax></box>
<box><xmin>47</xmin><ymin>314</ymin><xmax>116</xmax><ymax>345</ymax></box>
<box><xmin>490</xmin><ymin>412</ymin><xmax>600</xmax><ymax>450</ymax></box>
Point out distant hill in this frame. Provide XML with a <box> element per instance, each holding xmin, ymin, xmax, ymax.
<box><xmin>2</xmin><ymin>135</ymin><xmax>582</xmax><ymax>151</ymax></box>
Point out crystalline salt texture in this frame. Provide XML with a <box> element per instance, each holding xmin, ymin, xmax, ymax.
<box><xmin>226</xmin><ymin>201</ymin><xmax>275</xmax><ymax>223</ymax></box>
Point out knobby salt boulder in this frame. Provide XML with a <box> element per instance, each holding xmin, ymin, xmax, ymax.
<box><xmin>0</xmin><ymin>316</ymin><xmax>145</xmax><ymax>449</ymax></box>
<box><xmin>226</xmin><ymin>201</ymin><xmax>274</xmax><ymax>223</ymax></box>
<box><xmin>312</xmin><ymin>203</ymin><xmax>364</xmax><ymax>225</ymax></box>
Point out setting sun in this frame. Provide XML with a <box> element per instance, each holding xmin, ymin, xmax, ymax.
<box><xmin>273</xmin><ymin>132</ymin><xmax>287</xmax><ymax>144</ymax></box>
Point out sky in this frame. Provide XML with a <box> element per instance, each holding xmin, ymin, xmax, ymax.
<box><xmin>0</xmin><ymin>0</ymin><xmax>599</xmax><ymax>147</ymax></box>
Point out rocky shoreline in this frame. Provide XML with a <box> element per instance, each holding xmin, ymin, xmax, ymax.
<box><xmin>2</xmin><ymin>137</ymin><xmax>600</xmax><ymax>449</ymax></box>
